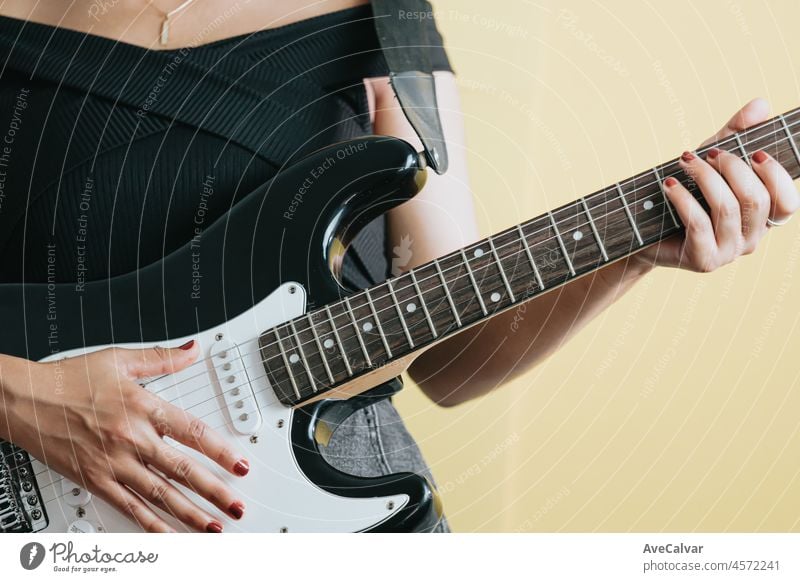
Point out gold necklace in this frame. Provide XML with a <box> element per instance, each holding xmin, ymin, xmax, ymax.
<box><xmin>149</xmin><ymin>0</ymin><xmax>200</xmax><ymax>46</ymax></box>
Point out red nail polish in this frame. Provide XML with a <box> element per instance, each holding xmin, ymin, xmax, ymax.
<box><xmin>206</xmin><ymin>521</ymin><xmax>223</xmax><ymax>533</ymax></box>
<box><xmin>179</xmin><ymin>340</ymin><xmax>195</xmax><ymax>351</ymax></box>
<box><xmin>707</xmin><ymin>148</ymin><xmax>720</xmax><ymax>160</ymax></box>
<box><xmin>681</xmin><ymin>151</ymin><xmax>695</xmax><ymax>162</ymax></box>
<box><xmin>664</xmin><ymin>177</ymin><xmax>679</xmax><ymax>188</ymax></box>
<box><xmin>752</xmin><ymin>150</ymin><xmax>768</xmax><ymax>164</ymax></box>
<box><xmin>234</xmin><ymin>459</ymin><xmax>249</xmax><ymax>477</ymax></box>
<box><xmin>229</xmin><ymin>502</ymin><xmax>245</xmax><ymax>520</ymax></box>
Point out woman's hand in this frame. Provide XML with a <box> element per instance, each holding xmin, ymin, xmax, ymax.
<box><xmin>638</xmin><ymin>98</ymin><xmax>800</xmax><ymax>271</ymax></box>
<box><xmin>0</xmin><ymin>341</ymin><xmax>248</xmax><ymax>532</ymax></box>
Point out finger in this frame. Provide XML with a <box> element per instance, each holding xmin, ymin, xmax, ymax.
<box><xmin>144</xmin><ymin>441</ymin><xmax>244</xmax><ymax>521</ymax></box>
<box><xmin>705</xmin><ymin>149</ymin><xmax>770</xmax><ymax>254</ymax></box>
<box><xmin>99</xmin><ymin>480</ymin><xmax>174</xmax><ymax>533</ymax></box>
<box><xmin>661</xmin><ymin>176</ymin><xmax>717</xmax><ymax>271</ymax></box>
<box><xmin>680</xmin><ymin>150</ymin><xmax>742</xmax><ymax>256</ymax></box>
<box><xmin>635</xmin><ymin>236</ymin><xmax>684</xmax><ymax>269</ymax></box>
<box><xmin>700</xmin><ymin>98</ymin><xmax>770</xmax><ymax>146</ymax></box>
<box><xmin>119</xmin><ymin>465</ymin><xmax>223</xmax><ymax>533</ymax></box>
<box><xmin>154</xmin><ymin>400</ymin><xmax>247</xmax><ymax>478</ymax></box>
<box><xmin>116</xmin><ymin>340</ymin><xmax>200</xmax><ymax>379</ymax></box>
<box><xmin>750</xmin><ymin>150</ymin><xmax>800</xmax><ymax>223</ymax></box>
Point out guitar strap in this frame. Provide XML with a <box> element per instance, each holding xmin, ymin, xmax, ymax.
<box><xmin>370</xmin><ymin>0</ymin><xmax>450</xmax><ymax>175</ymax></box>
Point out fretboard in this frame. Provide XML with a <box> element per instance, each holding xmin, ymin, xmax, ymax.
<box><xmin>261</xmin><ymin>107</ymin><xmax>800</xmax><ymax>406</ymax></box>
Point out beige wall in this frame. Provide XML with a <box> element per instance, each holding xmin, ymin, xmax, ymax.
<box><xmin>395</xmin><ymin>0</ymin><xmax>800</xmax><ymax>532</ymax></box>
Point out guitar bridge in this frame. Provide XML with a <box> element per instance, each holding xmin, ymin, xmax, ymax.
<box><xmin>0</xmin><ymin>439</ymin><xmax>48</xmax><ymax>532</ymax></box>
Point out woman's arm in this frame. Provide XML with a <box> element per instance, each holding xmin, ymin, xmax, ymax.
<box><xmin>372</xmin><ymin>76</ymin><xmax>799</xmax><ymax>406</ymax></box>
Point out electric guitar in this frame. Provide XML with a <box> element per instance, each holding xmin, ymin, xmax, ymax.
<box><xmin>1</xmin><ymin>108</ymin><xmax>798</xmax><ymax>533</ymax></box>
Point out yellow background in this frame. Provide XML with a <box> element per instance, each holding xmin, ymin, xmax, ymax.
<box><xmin>395</xmin><ymin>0</ymin><xmax>800</xmax><ymax>532</ymax></box>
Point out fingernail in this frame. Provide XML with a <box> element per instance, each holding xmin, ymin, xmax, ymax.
<box><xmin>707</xmin><ymin>148</ymin><xmax>720</xmax><ymax>160</ymax></box>
<box><xmin>179</xmin><ymin>340</ymin><xmax>195</xmax><ymax>351</ymax></box>
<box><xmin>664</xmin><ymin>177</ymin><xmax>679</xmax><ymax>188</ymax></box>
<box><xmin>752</xmin><ymin>150</ymin><xmax>768</xmax><ymax>164</ymax></box>
<box><xmin>206</xmin><ymin>521</ymin><xmax>223</xmax><ymax>533</ymax></box>
<box><xmin>229</xmin><ymin>502</ymin><xmax>245</xmax><ymax>520</ymax></box>
<box><xmin>233</xmin><ymin>459</ymin><xmax>249</xmax><ymax>477</ymax></box>
<box><xmin>680</xmin><ymin>151</ymin><xmax>695</xmax><ymax>162</ymax></box>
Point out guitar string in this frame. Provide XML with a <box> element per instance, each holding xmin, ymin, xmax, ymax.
<box><xmin>17</xmin><ymin>122</ymin><xmax>800</xmax><ymax>481</ymax></box>
<box><xmin>149</xmin><ymin>125</ymin><xmax>800</xmax><ymax>415</ymax></box>
<box><xmin>23</xmin><ymin>122</ymin><xmax>797</xmax><ymax>476</ymax></box>
<box><xmin>25</xmin><ymin>198</ymin><xmax>722</xmax><ymax>488</ymax></box>
<box><xmin>31</xmin><ymin>115</ymin><xmax>800</xmax><ymax>503</ymax></box>
<box><xmin>30</xmin><ymin>196</ymin><xmax>683</xmax><ymax>488</ymax></box>
<box><xmin>28</xmin><ymin>159</ymin><xmax>800</xmax><ymax>496</ymax></box>
<box><xmin>138</xmin><ymin>122</ymin><xmax>800</xmax><ymax>404</ymax></box>
<box><xmin>141</xmin><ymin>122</ymin><xmax>800</xmax><ymax>399</ymax></box>
<box><xmin>18</xmin><ymin>196</ymin><xmax>674</xmax><ymax>485</ymax></box>
<box><xmin>18</xmin><ymin>125</ymin><xmax>800</xmax><ymax>486</ymax></box>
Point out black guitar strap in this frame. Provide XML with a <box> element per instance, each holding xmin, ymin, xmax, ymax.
<box><xmin>370</xmin><ymin>0</ymin><xmax>450</xmax><ymax>175</ymax></box>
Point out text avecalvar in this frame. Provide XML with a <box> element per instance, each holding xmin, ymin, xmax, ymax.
<box><xmin>643</xmin><ymin>543</ymin><xmax>704</xmax><ymax>554</ymax></box>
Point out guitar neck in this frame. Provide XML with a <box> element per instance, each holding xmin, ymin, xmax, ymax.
<box><xmin>263</xmin><ymin>107</ymin><xmax>800</xmax><ymax>406</ymax></box>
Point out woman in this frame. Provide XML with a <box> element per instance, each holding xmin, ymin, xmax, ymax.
<box><xmin>0</xmin><ymin>0</ymin><xmax>796</xmax><ymax>533</ymax></box>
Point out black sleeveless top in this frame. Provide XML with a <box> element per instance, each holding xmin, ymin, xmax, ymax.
<box><xmin>0</xmin><ymin>3</ymin><xmax>451</xmax><ymax>289</ymax></box>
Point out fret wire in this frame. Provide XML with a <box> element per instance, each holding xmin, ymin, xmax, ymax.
<box><xmin>488</xmin><ymin>236</ymin><xmax>515</xmax><ymax>302</ymax></box>
<box><xmin>433</xmin><ymin>257</ymin><xmax>462</xmax><ymax>327</ymax></box>
<box><xmin>547</xmin><ymin>211</ymin><xmax>576</xmax><ymax>276</ymax></box>
<box><xmin>273</xmin><ymin>329</ymin><xmax>301</xmax><ymax>399</ymax></box>
<box><xmin>459</xmin><ymin>249</ymin><xmax>488</xmax><ymax>315</ymax></box>
<box><xmin>306</xmin><ymin>314</ymin><xmax>335</xmax><ymax>383</ymax></box>
<box><xmin>386</xmin><ymin>279</ymin><xmax>415</xmax><ymax>348</ymax></box>
<box><xmin>615</xmin><ymin>182</ymin><xmax>643</xmax><ymax>246</ymax></box>
<box><xmin>734</xmin><ymin>133</ymin><xmax>753</xmax><ymax>168</ymax></box>
<box><xmin>409</xmin><ymin>270</ymin><xmax>438</xmax><ymax>339</ymax></box>
<box><xmin>516</xmin><ymin>224</ymin><xmax>545</xmax><ymax>290</ymax></box>
<box><xmin>343</xmin><ymin>297</ymin><xmax>372</xmax><ymax>367</ymax></box>
<box><xmin>779</xmin><ymin>114</ymin><xmax>800</xmax><ymax>165</ymax></box>
<box><xmin>288</xmin><ymin>320</ymin><xmax>317</xmax><ymax>393</ymax></box>
<box><xmin>364</xmin><ymin>289</ymin><xmax>392</xmax><ymax>358</ymax></box>
<box><xmin>580</xmin><ymin>197</ymin><xmax>609</xmax><ymax>262</ymax></box>
<box><xmin>652</xmin><ymin>168</ymin><xmax>680</xmax><ymax>228</ymax></box>
<box><xmin>325</xmin><ymin>305</ymin><xmax>353</xmax><ymax>376</ymax></box>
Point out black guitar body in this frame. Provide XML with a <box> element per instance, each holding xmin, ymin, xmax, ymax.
<box><xmin>0</xmin><ymin>136</ymin><xmax>442</xmax><ymax>533</ymax></box>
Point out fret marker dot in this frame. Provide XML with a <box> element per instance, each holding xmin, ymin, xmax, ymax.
<box><xmin>288</xmin><ymin>354</ymin><xmax>300</xmax><ymax>364</ymax></box>
<box><xmin>362</xmin><ymin>321</ymin><xmax>374</xmax><ymax>332</ymax></box>
<box><xmin>490</xmin><ymin>292</ymin><xmax>501</xmax><ymax>303</ymax></box>
<box><xmin>572</xmin><ymin>230</ymin><xmax>583</xmax><ymax>241</ymax></box>
<box><xmin>406</xmin><ymin>302</ymin><xmax>417</xmax><ymax>313</ymax></box>
<box><xmin>323</xmin><ymin>338</ymin><xmax>335</xmax><ymax>349</ymax></box>
<box><xmin>473</xmin><ymin>248</ymin><xmax>485</xmax><ymax>258</ymax></box>
<box><xmin>643</xmin><ymin>200</ymin><xmax>654</xmax><ymax>210</ymax></box>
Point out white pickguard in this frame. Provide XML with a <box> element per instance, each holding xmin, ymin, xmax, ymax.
<box><xmin>34</xmin><ymin>282</ymin><xmax>408</xmax><ymax>533</ymax></box>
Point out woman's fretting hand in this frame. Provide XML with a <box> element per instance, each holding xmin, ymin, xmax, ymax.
<box><xmin>639</xmin><ymin>98</ymin><xmax>799</xmax><ymax>271</ymax></box>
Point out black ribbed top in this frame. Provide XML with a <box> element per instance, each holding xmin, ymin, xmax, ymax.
<box><xmin>0</xmin><ymin>4</ymin><xmax>451</xmax><ymax>287</ymax></box>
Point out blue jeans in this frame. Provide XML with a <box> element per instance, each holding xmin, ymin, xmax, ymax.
<box><xmin>321</xmin><ymin>398</ymin><xmax>450</xmax><ymax>532</ymax></box>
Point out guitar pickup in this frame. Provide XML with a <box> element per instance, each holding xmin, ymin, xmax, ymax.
<box><xmin>211</xmin><ymin>338</ymin><xmax>262</xmax><ymax>435</ymax></box>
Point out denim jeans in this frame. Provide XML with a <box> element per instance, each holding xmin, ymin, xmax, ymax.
<box><xmin>320</xmin><ymin>398</ymin><xmax>450</xmax><ymax>532</ymax></box>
